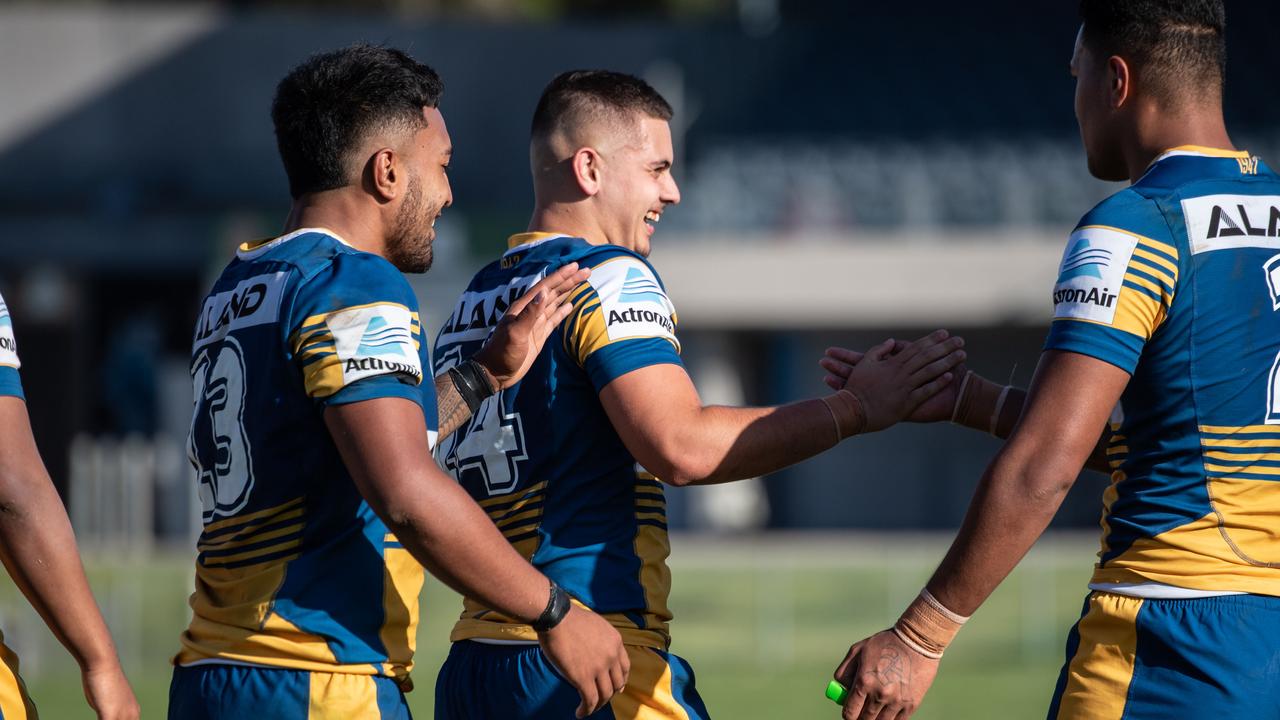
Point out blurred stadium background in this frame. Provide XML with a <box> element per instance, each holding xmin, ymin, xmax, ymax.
<box><xmin>1</xmin><ymin>1</ymin><xmax>1278</xmax><ymax>717</ymax></box>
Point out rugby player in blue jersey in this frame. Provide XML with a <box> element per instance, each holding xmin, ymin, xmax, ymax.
<box><xmin>169</xmin><ymin>46</ymin><xmax>628</xmax><ymax>720</ymax></box>
<box><xmin>827</xmin><ymin>2</ymin><xmax>1280</xmax><ymax>718</ymax></box>
<box><xmin>431</xmin><ymin>70</ymin><xmax>966</xmax><ymax>720</ymax></box>
<box><xmin>0</xmin><ymin>294</ymin><xmax>138</xmax><ymax>720</ymax></box>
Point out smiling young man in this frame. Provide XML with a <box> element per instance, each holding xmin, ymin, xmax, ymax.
<box><xmin>830</xmin><ymin>2</ymin><xmax>1280</xmax><ymax>719</ymax></box>
<box><xmin>430</xmin><ymin>69</ymin><xmax>965</xmax><ymax>719</ymax></box>
<box><xmin>168</xmin><ymin>46</ymin><xmax>631</xmax><ymax>720</ymax></box>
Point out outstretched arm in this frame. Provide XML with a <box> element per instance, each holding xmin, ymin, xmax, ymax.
<box><xmin>0</xmin><ymin>397</ymin><xmax>138</xmax><ymax>720</ymax></box>
<box><xmin>831</xmin><ymin>351</ymin><xmax>1128</xmax><ymax>720</ymax></box>
<box><xmin>600</xmin><ymin>331</ymin><xmax>965</xmax><ymax>487</ymax></box>
<box><xmin>821</xmin><ymin>347</ymin><xmax>1116</xmax><ymax>473</ymax></box>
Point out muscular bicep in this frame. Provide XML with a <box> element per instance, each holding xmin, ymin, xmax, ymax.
<box><xmin>598</xmin><ymin>364</ymin><xmax>702</xmax><ymax>478</ymax></box>
<box><xmin>0</xmin><ymin>397</ymin><xmax>43</xmax><ymax>501</ymax></box>
<box><xmin>1005</xmin><ymin>350</ymin><xmax>1130</xmax><ymax>482</ymax></box>
<box><xmin>324</xmin><ymin>397</ymin><xmax>441</xmax><ymax>515</ymax></box>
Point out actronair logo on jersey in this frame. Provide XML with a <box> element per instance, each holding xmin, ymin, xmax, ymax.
<box><xmin>1052</xmin><ymin>227</ymin><xmax>1136</xmax><ymax>325</ymax></box>
<box><xmin>0</xmin><ymin>299</ymin><xmax>17</xmax><ymax>368</ymax></box>
<box><xmin>328</xmin><ymin>303</ymin><xmax>422</xmax><ymax>386</ymax></box>
<box><xmin>591</xmin><ymin>259</ymin><xmax>678</xmax><ymax>345</ymax></box>
<box><xmin>1181</xmin><ymin>195</ymin><xmax>1280</xmax><ymax>255</ymax></box>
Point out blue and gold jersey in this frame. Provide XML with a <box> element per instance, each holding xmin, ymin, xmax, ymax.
<box><xmin>0</xmin><ymin>293</ymin><xmax>21</xmax><ymax>399</ymax></box>
<box><xmin>433</xmin><ymin>233</ymin><xmax>682</xmax><ymax>648</ymax></box>
<box><xmin>177</xmin><ymin>228</ymin><xmax>435</xmax><ymax>681</ymax></box>
<box><xmin>1045</xmin><ymin>146</ymin><xmax>1280</xmax><ymax>596</ymax></box>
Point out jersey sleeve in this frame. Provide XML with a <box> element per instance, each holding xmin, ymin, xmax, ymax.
<box><xmin>562</xmin><ymin>254</ymin><xmax>683</xmax><ymax>391</ymax></box>
<box><xmin>0</xmin><ymin>293</ymin><xmax>22</xmax><ymax>399</ymax></box>
<box><xmin>1043</xmin><ymin>205</ymin><xmax>1181</xmax><ymax>374</ymax></box>
<box><xmin>285</xmin><ymin>252</ymin><xmax>425</xmax><ymax>407</ymax></box>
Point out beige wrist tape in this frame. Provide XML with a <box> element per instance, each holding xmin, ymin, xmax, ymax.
<box><xmin>950</xmin><ymin>371</ymin><xmax>1010</xmax><ymax>437</ymax></box>
<box><xmin>819</xmin><ymin>389</ymin><xmax>867</xmax><ymax>441</ymax></box>
<box><xmin>892</xmin><ymin>589</ymin><xmax>969</xmax><ymax>660</ymax></box>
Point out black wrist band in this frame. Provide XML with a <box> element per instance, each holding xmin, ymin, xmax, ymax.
<box><xmin>449</xmin><ymin>359</ymin><xmax>497</xmax><ymax>413</ymax></box>
<box><xmin>531</xmin><ymin>580</ymin><xmax>571</xmax><ymax>633</ymax></box>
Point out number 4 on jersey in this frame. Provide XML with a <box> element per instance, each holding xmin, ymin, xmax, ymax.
<box><xmin>439</xmin><ymin>390</ymin><xmax>529</xmax><ymax>497</ymax></box>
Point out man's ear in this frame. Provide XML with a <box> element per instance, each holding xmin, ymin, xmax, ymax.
<box><xmin>571</xmin><ymin>147</ymin><xmax>603</xmax><ymax>197</ymax></box>
<box><xmin>367</xmin><ymin>147</ymin><xmax>399</xmax><ymax>202</ymax></box>
<box><xmin>1108</xmin><ymin>55</ymin><xmax>1132</xmax><ymax>109</ymax></box>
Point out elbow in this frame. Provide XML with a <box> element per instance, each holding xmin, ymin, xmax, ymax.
<box><xmin>647</xmin><ymin>445</ymin><xmax>722</xmax><ymax>488</ymax></box>
<box><xmin>1004</xmin><ymin>459</ymin><xmax>1077</xmax><ymax>508</ymax></box>
<box><xmin>1028</xmin><ymin>475</ymin><xmax>1074</xmax><ymax>504</ymax></box>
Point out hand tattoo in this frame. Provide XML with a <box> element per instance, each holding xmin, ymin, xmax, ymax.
<box><xmin>872</xmin><ymin>646</ymin><xmax>909</xmax><ymax>690</ymax></box>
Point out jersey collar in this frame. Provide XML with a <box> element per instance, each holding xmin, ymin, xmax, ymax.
<box><xmin>237</xmin><ymin>227</ymin><xmax>351</xmax><ymax>260</ymax></box>
<box><xmin>505</xmin><ymin>232</ymin><xmax>570</xmax><ymax>255</ymax></box>
<box><xmin>1150</xmin><ymin>145</ymin><xmax>1250</xmax><ymax>165</ymax></box>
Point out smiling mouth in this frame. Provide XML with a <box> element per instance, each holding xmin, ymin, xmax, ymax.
<box><xmin>644</xmin><ymin>210</ymin><xmax>661</xmax><ymax>228</ymax></box>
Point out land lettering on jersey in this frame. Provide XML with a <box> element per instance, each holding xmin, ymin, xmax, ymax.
<box><xmin>0</xmin><ymin>336</ymin><xmax>14</xmax><ymax>353</ymax></box>
<box><xmin>1184</xmin><ymin>195</ymin><xmax>1280</xmax><ymax>254</ymax></box>
<box><xmin>194</xmin><ymin>272</ymin><xmax>288</xmax><ymax>350</ymax></box>
<box><xmin>607</xmin><ymin>307</ymin><xmax>675</xmax><ymax>333</ymax></box>
<box><xmin>438</xmin><ymin>271</ymin><xmax>545</xmax><ymax>342</ymax></box>
<box><xmin>1206</xmin><ymin>204</ymin><xmax>1280</xmax><ymax>239</ymax></box>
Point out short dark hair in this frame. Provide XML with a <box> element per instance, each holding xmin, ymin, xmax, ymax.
<box><xmin>271</xmin><ymin>44</ymin><xmax>444</xmax><ymax>198</ymax></box>
<box><xmin>531</xmin><ymin>70</ymin><xmax>672</xmax><ymax>141</ymax></box>
<box><xmin>1079</xmin><ymin>0</ymin><xmax>1225</xmax><ymax>100</ymax></box>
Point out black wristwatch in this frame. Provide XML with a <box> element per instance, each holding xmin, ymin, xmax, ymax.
<box><xmin>531</xmin><ymin>580</ymin><xmax>572</xmax><ymax>633</ymax></box>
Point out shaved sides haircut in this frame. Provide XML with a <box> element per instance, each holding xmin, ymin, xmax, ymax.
<box><xmin>1079</xmin><ymin>0</ymin><xmax>1225</xmax><ymax>103</ymax></box>
<box><xmin>530</xmin><ymin>70</ymin><xmax>672</xmax><ymax>153</ymax></box>
<box><xmin>272</xmin><ymin>43</ymin><xmax>444</xmax><ymax>198</ymax></box>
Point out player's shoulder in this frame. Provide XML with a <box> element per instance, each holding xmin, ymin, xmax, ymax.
<box><xmin>543</xmin><ymin>239</ymin><xmax>660</xmax><ymax>278</ymax></box>
<box><xmin>1074</xmin><ymin>187</ymin><xmax>1174</xmax><ymax>248</ymax></box>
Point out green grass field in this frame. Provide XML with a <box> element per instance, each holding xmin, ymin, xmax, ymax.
<box><xmin>6</xmin><ymin>533</ymin><xmax>1098</xmax><ymax>719</ymax></box>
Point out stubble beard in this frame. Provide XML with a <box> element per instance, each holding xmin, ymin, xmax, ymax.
<box><xmin>386</xmin><ymin>175</ymin><xmax>438</xmax><ymax>274</ymax></box>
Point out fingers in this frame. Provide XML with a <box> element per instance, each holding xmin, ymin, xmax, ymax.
<box><xmin>843</xmin><ymin>687</ymin><xmax>867</xmax><ymax>720</ymax></box>
<box><xmin>574</xmin><ymin>682</ymin><xmax>599</xmax><ymax>719</ymax></box>
<box><xmin>892</xmin><ymin>329</ymin><xmax>949</xmax><ymax>366</ymax></box>
<box><xmin>508</xmin><ymin>262</ymin><xmax>590</xmax><ymax>316</ymax></box>
<box><xmin>902</xmin><ymin>334</ymin><xmax>964</xmax><ymax>376</ymax></box>
<box><xmin>866</xmin><ymin>338</ymin><xmax>896</xmax><ymax>362</ymax></box>
<box><xmin>908</xmin><ymin>347</ymin><xmax>966</xmax><ymax>386</ymax></box>
<box><xmin>908</xmin><ymin>373</ymin><xmax>955</xmax><ymax>406</ymax></box>
<box><xmin>609</xmin><ymin>661</ymin><xmax>627</xmax><ymax>701</ymax></box>
<box><xmin>820</xmin><ymin>356</ymin><xmax>855</xmax><ymax>377</ymax></box>
<box><xmin>834</xmin><ymin>641</ymin><xmax>864</xmax><ymax>719</ymax></box>
<box><xmin>824</xmin><ymin>375</ymin><xmax>844</xmax><ymax>391</ymax></box>
<box><xmin>825</xmin><ymin>346</ymin><xmax>865</xmax><ymax>365</ymax></box>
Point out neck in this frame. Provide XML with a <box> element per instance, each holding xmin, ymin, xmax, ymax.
<box><xmin>527</xmin><ymin>201</ymin><xmax>609</xmax><ymax>246</ymax></box>
<box><xmin>284</xmin><ymin>189</ymin><xmax>386</xmax><ymax>256</ymax></box>
<box><xmin>1124</xmin><ymin>105</ymin><xmax>1234</xmax><ymax>184</ymax></box>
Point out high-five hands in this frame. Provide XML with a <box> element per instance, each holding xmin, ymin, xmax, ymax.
<box><xmin>830</xmin><ymin>330</ymin><xmax>966</xmax><ymax>432</ymax></box>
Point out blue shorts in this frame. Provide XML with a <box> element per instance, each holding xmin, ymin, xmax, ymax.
<box><xmin>1047</xmin><ymin>591</ymin><xmax>1280</xmax><ymax>720</ymax></box>
<box><xmin>169</xmin><ymin>663</ymin><xmax>411</xmax><ymax>720</ymax></box>
<box><xmin>435</xmin><ymin>641</ymin><xmax>711</xmax><ymax>720</ymax></box>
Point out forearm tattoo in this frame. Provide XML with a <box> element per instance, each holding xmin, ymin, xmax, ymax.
<box><xmin>436</xmin><ymin>374</ymin><xmax>473</xmax><ymax>440</ymax></box>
